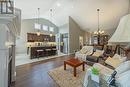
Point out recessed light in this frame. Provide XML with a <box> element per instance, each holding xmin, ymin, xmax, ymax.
<box><xmin>71</xmin><ymin>6</ymin><xmax>74</xmax><ymax>9</ymax></box>
<box><xmin>57</xmin><ymin>2</ymin><xmax>61</xmax><ymax>7</ymax></box>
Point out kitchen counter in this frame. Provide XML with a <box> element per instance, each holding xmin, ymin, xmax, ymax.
<box><xmin>28</xmin><ymin>45</ymin><xmax>56</xmax><ymax>47</ymax></box>
<box><xmin>29</xmin><ymin>46</ymin><xmax>57</xmax><ymax>59</ymax></box>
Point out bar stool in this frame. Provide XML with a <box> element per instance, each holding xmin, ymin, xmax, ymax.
<box><xmin>45</xmin><ymin>49</ymin><xmax>52</xmax><ymax>56</ymax></box>
<box><xmin>36</xmin><ymin>49</ymin><xmax>43</xmax><ymax>59</ymax></box>
<box><xmin>51</xmin><ymin>48</ymin><xmax>57</xmax><ymax>55</ymax></box>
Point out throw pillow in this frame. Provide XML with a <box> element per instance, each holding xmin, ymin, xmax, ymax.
<box><xmin>105</xmin><ymin>57</ymin><xmax>122</xmax><ymax>68</ymax></box>
<box><xmin>92</xmin><ymin>50</ymin><xmax>104</xmax><ymax>57</ymax></box>
<box><xmin>79</xmin><ymin>47</ymin><xmax>88</xmax><ymax>54</ymax></box>
<box><xmin>113</xmin><ymin>54</ymin><xmax>121</xmax><ymax>60</ymax></box>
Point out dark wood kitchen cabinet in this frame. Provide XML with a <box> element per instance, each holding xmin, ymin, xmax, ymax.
<box><xmin>35</xmin><ymin>34</ymin><xmax>44</xmax><ymax>42</ymax></box>
<box><xmin>27</xmin><ymin>33</ymin><xmax>55</xmax><ymax>42</ymax></box>
<box><xmin>44</xmin><ymin>35</ymin><xmax>50</xmax><ymax>41</ymax></box>
<box><xmin>49</xmin><ymin>36</ymin><xmax>55</xmax><ymax>42</ymax></box>
<box><xmin>27</xmin><ymin>33</ymin><xmax>35</xmax><ymax>42</ymax></box>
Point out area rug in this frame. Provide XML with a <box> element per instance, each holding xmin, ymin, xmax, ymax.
<box><xmin>48</xmin><ymin>65</ymin><xmax>90</xmax><ymax>87</ymax></box>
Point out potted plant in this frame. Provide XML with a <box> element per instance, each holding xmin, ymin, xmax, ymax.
<box><xmin>91</xmin><ymin>67</ymin><xmax>100</xmax><ymax>83</ymax></box>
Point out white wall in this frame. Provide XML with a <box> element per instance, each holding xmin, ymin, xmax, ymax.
<box><xmin>15</xmin><ymin>0</ymin><xmax>130</xmax><ymax>30</ymax></box>
<box><xmin>69</xmin><ymin>17</ymin><xmax>86</xmax><ymax>53</ymax></box>
<box><xmin>59</xmin><ymin>17</ymin><xmax>114</xmax><ymax>54</ymax></box>
<box><xmin>0</xmin><ymin>24</ymin><xmax>16</xmax><ymax>87</ymax></box>
<box><xmin>59</xmin><ymin>23</ymin><xmax>69</xmax><ymax>34</ymax></box>
<box><xmin>84</xmin><ymin>32</ymin><xmax>91</xmax><ymax>45</ymax></box>
<box><xmin>59</xmin><ymin>17</ymin><xmax>86</xmax><ymax>54</ymax></box>
<box><xmin>0</xmin><ymin>24</ymin><xmax>8</xmax><ymax>87</ymax></box>
<box><xmin>16</xmin><ymin>18</ymin><xmax>59</xmax><ymax>54</ymax></box>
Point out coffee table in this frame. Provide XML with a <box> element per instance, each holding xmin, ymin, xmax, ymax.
<box><xmin>64</xmin><ymin>58</ymin><xmax>85</xmax><ymax>77</ymax></box>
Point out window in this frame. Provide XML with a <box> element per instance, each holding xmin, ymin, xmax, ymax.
<box><xmin>34</xmin><ymin>23</ymin><xmax>41</xmax><ymax>30</ymax></box>
<box><xmin>49</xmin><ymin>27</ymin><xmax>54</xmax><ymax>32</ymax></box>
<box><xmin>42</xmin><ymin>25</ymin><xmax>48</xmax><ymax>31</ymax></box>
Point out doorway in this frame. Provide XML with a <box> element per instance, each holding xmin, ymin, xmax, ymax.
<box><xmin>79</xmin><ymin>36</ymin><xmax>83</xmax><ymax>49</ymax></box>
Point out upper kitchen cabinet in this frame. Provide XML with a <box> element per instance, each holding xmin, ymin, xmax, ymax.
<box><xmin>27</xmin><ymin>33</ymin><xmax>35</xmax><ymax>42</ymax></box>
<box><xmin>27</xmin><ymin>33</ymin><xmax>55</xmax><ymax>42</ymax></box>
<box><xmin>49</xmin><ymin>36</ymin><xmax>55</xmax><ymax>42</ymax></box>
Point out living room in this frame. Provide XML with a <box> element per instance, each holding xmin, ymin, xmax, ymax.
<box><xmin>0</xmin><ymin>0</ymin><xmax>130</xmax><ymax>87</ymax></box>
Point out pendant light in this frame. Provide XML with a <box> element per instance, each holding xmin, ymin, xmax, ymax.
<box><xmin>49</xmin><ymin>9</ymin><xmax>53</xmax><ymax>37</ymax></box>
<box><xmin>94</xmin><ymin>9</ymin><xmax>104</xmax><ymax>35</ymax></box>
<box><xmin>36</xmin><ymin>8</ymin><xmax>41</xmax><ymax>36</ymax></box>
<box><xmin>49</xmin><ymin>33</ymin><xmax>53</xmax><ymax>37</ymax></box>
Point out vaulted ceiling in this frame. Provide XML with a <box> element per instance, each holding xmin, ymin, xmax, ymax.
<box><xmin>15</xmin><ymin>0</ymin><xmax>129</xmax><ymax>31</ymax></box>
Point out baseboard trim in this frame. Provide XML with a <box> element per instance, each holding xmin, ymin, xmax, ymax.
<box><xmin>68</xmin><ymin>53</ymin><xmax>75</xmax><ymax>55</ymax></box>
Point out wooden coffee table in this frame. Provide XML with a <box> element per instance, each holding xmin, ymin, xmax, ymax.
<box><xmin>64</xmin><ymin>58</ymin><xmax>85</xmax><ymax>77</ymax></box>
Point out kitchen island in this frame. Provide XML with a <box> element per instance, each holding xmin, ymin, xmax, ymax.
<box><xmin>29</xmin><ymin>46</ymin><xmax>57</xmax><ymax>59</ymax></box>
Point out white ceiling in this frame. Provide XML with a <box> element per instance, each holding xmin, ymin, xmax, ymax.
<box><xmin>14</xmin><ymin>0</ymin><xmax>130</xmax><ymax>31</ymax></box>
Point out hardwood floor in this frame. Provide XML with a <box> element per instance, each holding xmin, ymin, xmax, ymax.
<box><xmin>13</xmin><ymin>55</ymin><xmax>74</xmax><ymax>87</ymax></box>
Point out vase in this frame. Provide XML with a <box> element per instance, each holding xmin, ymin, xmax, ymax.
<box><xmin>91</xmin><ymin>74</ymin><xmax>99</xmax><ymax>83</ymax></box>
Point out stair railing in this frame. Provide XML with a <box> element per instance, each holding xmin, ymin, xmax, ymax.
<box><xmin>0</xmin><ymin>0</ymin><xmax>14</xmax><ymax>14</ymax></box>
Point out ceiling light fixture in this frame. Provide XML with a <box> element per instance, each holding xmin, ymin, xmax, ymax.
<box><xmin>49</xmin><ymin>9</ymin><xmax>53</xmax><ymax>37</ymax></box>
<box><xmin>71</xmin><ymin>6</ymin><xmax>74</xmax><ymax>9</ymax></box>
<box><xmin>50</xmin><ymin>33</ymin><xmax>53</xmax><ymax>37</ymax></box>
<box><xmin>94</xmin><ymin>9</ymin><xmax>104</xmax><ymax>35</ymax></box>
<box><xmin>57</xmin><ymin>2</ymin><xmax>61</xmax><ymax>7</ymax></box>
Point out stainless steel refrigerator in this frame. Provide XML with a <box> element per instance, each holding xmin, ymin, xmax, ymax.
<box><xmin>63</xmin><ymin>38</ymin><xmax>68</xmax><ymax>54</ymax></box>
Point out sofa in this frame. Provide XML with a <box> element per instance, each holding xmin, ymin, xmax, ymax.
<box><xmin>84</xmin><ymin>61</ymin><xmax>130</xmax><ymax>87</ymax></box>
<box><xmin>75</xmin><ymin>46</ymin><xmax>104</xmax><ymax>61</ymax></box>
<box><xmin>86</xmin><ymin>49</ymin><xmax>104</xmax><ymax>63</ymax></box>
<box><xmin>75</xmin><ymin>46</ymin><xmax>94</xmax><ymax>61</ymax></box>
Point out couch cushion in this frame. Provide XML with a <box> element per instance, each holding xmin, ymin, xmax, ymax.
<box><xmin>112</xmin><ymin>54</ymin><xmax>127</xmax><ymax>62</ymax></box>
<box><xmin>79</xmin><ymin>46</ymin><xmax>93</xmax><ymax>54</ymax></box>
<box><xmin>115</xmin><ymin>61</ymin><xmax>130</xmax><ymax>76</ymax></box>
<box><xmin>86</xmin><ymin>51</ymin><xmax>93</xmax><ymax>55</ymax></box>
<box><xmin>92</xmin><ymin>50</ymin><xmax>104</xmax><ymax>57</ymax></box>
<box><xmin>86</xmin><ymin>55</ymin><xmax>99</xmax><ymax>62</ymax></box>
<box><xmin>85</xmin><ymin>46</ymin><xmax>93</xmax><ymax>52</ymax></box>
<box><xmin>79</xmin><ymin>47</ymin><xmax>88</xmax><ymax>54</ymax></box>
<box><xmin>113</xmin><ymin>54</ymin><xmax>121</xmax><ymax>59</ymax></box>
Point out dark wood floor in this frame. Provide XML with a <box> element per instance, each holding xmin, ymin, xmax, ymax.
<box><xmin>13</xmin><ymin>55</ymin><xmax>74</xmax><ymax>87</ymax></box>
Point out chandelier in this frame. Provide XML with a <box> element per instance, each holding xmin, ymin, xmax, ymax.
<box><xmin>94</xmin><ymin>30</ymin><xmax>104</xmax><ymax>35</ymax></box>
<box><xmin>49</xmin><ymin>9</ymin><xmax>53</xmax><ymax>37</ymax></box>
<box><xmin>94</xmin><ymin>9</ymin><xmax>104</xmax><ymax>35</ymax></box>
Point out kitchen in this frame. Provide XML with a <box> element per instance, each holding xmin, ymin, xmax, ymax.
<box><xmin>15</xmin><ymin>18</ymin><xmax>67</xmax><ymax>66</ymax></box>
<box><xmin>27</xmin><ymin>33</ymin><xmax>57</xmax><ymax>59</ymax></box>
